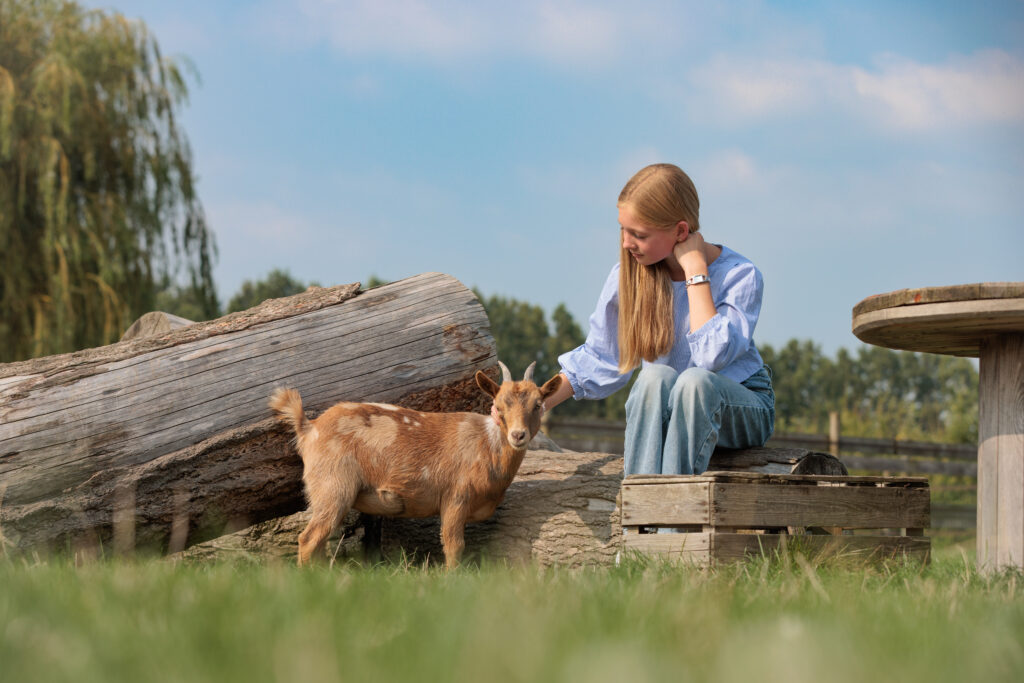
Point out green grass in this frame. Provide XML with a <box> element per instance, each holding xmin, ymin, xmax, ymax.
<box><xmin>1</xmin><ymin>550</ymin><xmax>1022</xmax><ymax>683</ymax></box>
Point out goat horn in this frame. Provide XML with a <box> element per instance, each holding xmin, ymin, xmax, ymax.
<box><xmin>498</xmin><ymin>361</ymin><xmax>513</xmax><ymax>384</ymax></box>
<box><xmin>523</xmin><ymin>361</ymin><xmax>536</xmax><ymax>384</ymax></box>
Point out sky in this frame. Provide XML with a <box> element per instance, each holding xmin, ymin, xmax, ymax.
<box><xmin>84</xmin><ymin>0</ymin><xmax>1024</xmax><ymax>355</ymax></box>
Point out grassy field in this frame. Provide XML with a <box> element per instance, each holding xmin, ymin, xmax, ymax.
<box><xmin>2</xmin><ymin>545</ymin><xmax>1022</xmax><ymax>683</ymax></box>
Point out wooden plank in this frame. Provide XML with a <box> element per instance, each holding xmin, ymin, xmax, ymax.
<box><xmin>622</xmin><ymin>531</ymin><xmax>712</xmax><ymax>565</ymax></box>
<box><xmin>997</xmin><ymin>431</ymin><xmax>1024</xmax><ymax>569</ymax></box>
<box><xmin>620</xmin><ymin>482</ymin><xmax>710</xmax><ymax>526</ymax></box>
<box><xmin>710</xmin><ymin>482</ymin><xmax>931</xmax><ymax>529</ymax></box>
<box><xmin>623</xmin><ymin>472</ymin><xmax>928</xmax><ymax>486</ymax></box>
<box><xmin>624</xmin><ymin>532</ymin><xmax>930</xmax><ymax>564</ymax></box>
<box><xmin>978</xmin><ymin>342</ymin><xmax>999</xmax><ymax>570</ymax></box>
<box><xmin>981</xmin><ymin>334</ymin><xmax>1024</xmax><ymax>570</ymax></box>
<box><xmin>853</xmin><ymin>283</ymin><xmax>1024</xmax><ymax>316</ymax></box>
<box><xmin>708</xmin><ymin>446</ymin><xmax>803</xmax><ymax>468</ymax></box>
<box><xmin>852</xmin><ymin>298</ymin><xmax>1024</xmax><ymax>357</ymax></box>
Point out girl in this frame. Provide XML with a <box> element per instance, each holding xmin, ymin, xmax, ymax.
<box><xmin>540</xmin><ymin>163</ymin><xmax>774</xmax><ymax>476</ymax></box>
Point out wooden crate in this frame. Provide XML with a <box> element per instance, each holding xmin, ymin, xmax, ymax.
<box><xmin>621</xmin><ymin>472</ymin><xmax>931</xmax><ymax>565</ymax></box>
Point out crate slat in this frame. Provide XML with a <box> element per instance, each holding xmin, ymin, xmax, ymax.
<box><xmin>623</xmin><ymin>532</ymin><xmax>931</xmax><ymax>564</ymax></box>
<box><xmin>621</xmin><ymin>482</ymin><xmax>710</xmax><ymax>526</ymax></box>
<box><xmin>624</xmin><ymin>472</ymin><xmax>930</xmax><ymax>487</ymax></box>
<box><xmin>710</xmin><ymin>483</ymin><xmax>930</xmax><ymax>529</ymax></box>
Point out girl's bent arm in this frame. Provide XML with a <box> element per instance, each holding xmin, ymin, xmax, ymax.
<box><xmin>673</xmin><ymin>232</ymin><xmax>718</xmax><ymax>332</ymax></box>
<box><xmin>543</xmin><ymin>373</ymin><xmax>575</xmax><ymax>411</ymax></box>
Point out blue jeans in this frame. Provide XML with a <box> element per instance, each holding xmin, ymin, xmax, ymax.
<box><xmin>623</xmin><ymin>365</ymin><xmax>775</xmax><ymax>476</ymax></box>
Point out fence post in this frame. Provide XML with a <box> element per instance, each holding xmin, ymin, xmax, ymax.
<box><xmin>829</xmin><ymin>411</ymin><xmax>841</xmax><ymax>457</ymax></box>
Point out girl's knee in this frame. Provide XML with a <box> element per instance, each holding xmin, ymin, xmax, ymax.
<box><xmin>626</xmin><ymin>364</ymin><xmax>678</xmax><ymax>413</ymax></box>
<box><xmin>677</xmin><ymin>366</ymin><xmax>715</xmax><ymax>390</ymax></box>
<box><xmin>670</xmin><ymin>367</ymin><xmax>719</xmax><ymax>405</ymax></box>
<box><xmin>634</xmin><ymin>364</ymin><xmax>678</xmax><ymax>393</ymax></box>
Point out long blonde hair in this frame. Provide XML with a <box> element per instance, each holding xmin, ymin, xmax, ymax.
<box><xmin>617</xmin><ymin>163</ymin><xmax>701</xmax><ymax>373</ymax></box>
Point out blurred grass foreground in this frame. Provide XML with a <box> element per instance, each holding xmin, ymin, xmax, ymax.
<box><xmin>1</xmin><ymin>548</ymin><xmax>1022</xmax><ymax>683</ymax></box>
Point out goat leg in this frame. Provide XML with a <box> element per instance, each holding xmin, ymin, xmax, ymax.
<box><xmin>297</xmin><ymin>510</ymin><xmax>337</xmax><ymax>566</ymax></box>
<box><xmin>297</xmin><ymin>473</ymin><xmax>359</xmax><ymax>566</ymax></box>
<box><xmin>439</xmin><ymin>500</ymin><xmax>471</xmax><ymax>570</ymax></box>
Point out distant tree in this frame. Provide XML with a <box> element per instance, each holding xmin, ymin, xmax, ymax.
<box><xmin>762</xmin><ymin>339</ymin><xmax>979</xmax><ymax>442</ymax></box>
<box><xmin>547</xmin><ymin>304</ymin><xmax>584</xmax><ymax>360</ymax></box>
<box><xmin>226</xmin><ymin>269</ymin><xmax>316</xmax><ymax>313</ymax></box>
<box><xmin>475</xmin><ymin>290</ymin><xmax>551</xmax><ymax>380</ymax></box>
<box><xmin>0</xmin><ymin>0</ymin><xmax>216</xmax><ymax>361</ymax></box>
<box><xmin>759</xmin><ymin>339</ymin><xmax>827</xmax><ymax>430</ymax></box>
<box><xmin>937</xmin><ymin>355</ymin><xmax>979</xmax><ymax>444</ymax></box>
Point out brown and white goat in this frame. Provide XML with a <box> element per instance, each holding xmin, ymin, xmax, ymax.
<box><xmin>268</xmin><ymin>361</ymin><xmax>562</xmax><ymax>568</ymax></box>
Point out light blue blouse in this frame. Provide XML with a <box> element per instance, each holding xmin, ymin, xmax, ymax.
<box><xmin>558</xmin><ymin>245</ymin><xmax>766</xmax><ymax>400</ymax></box>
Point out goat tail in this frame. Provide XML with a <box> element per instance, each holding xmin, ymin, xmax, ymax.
<box><xmin>268</xmin><ymin>387</ymin><xmax>309</xmax><ymax>438</ymax></box>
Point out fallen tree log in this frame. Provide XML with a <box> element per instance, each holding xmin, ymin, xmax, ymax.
<box><xmin>0</xmin><ymin>272</ymin><xmax>496</xmax><ymax>555</ymax></box>
<box><xmin>174</xmin><ymin>446</ymin><xmax>845</xmax><ymax>567</ymax></box>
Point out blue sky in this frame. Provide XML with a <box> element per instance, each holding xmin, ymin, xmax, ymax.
<box><xmin>85</xmin><ymin>0</ymin><xmax>1023</xmax><ymax>355</ymax></box>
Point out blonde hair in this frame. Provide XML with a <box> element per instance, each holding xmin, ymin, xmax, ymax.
<box><xmin>617</xmin><ymin>164</ymin><xmax>701</xmax><ymax>373</ymax></box>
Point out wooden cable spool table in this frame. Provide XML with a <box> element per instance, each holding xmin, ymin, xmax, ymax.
<box><xmin>852</xmin><ymin>283</ymin><xmax>1024</xmax><ymax>571</ymax></box>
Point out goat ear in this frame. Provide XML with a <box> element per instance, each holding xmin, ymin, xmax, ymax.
<box><xmin>476</xmin><ymin>370</ymin><xmax>500</xmax><ymax>398</ymax></box>
<box><xmin>539</xmin><ymin>374</ymin><xmax>563</xmax><ymax>400</ymax></box>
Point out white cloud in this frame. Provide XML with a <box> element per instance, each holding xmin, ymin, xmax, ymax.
<box><xmin>528</xmin><ymin>2</ymin><xmax>621</xmax><ymax>65</ymax></box>
<box><xmin>852</xmin><ymin>50</ymin><xmax>1024</xmax><ymax>129</ymax></box>
<box><xmin>688</xmin><ymin>49</ymin><xmax>1024</xmax><ymax>131</ymax></box>
<box><xmin>295</xmin><ymin>0</ymin><xmax>479</xmax><ymax>60</ymax></box>
<box><xmin>250</xmin><ymin>0</ymin><xmax>668</xmax><ymax>68</ymax></box>
<box><xmin>690</xmin><ymin>57</ymin><xmax>848</xmax><ymax>117</ymax></box>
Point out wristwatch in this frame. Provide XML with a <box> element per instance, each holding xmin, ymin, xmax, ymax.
<box><xmin>685</xmin><ymin>274</ymin><xmax>711</xmax><ymax>287</ymax></box>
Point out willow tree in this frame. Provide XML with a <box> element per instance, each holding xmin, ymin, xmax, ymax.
<box><xmin>0</xmin><ymin>0</ymin><xmax>216</xmax><ymax>362</ymax></box>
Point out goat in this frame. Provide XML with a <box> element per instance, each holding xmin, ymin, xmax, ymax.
<box><xmin>268</xmin><ymin>361</ymin><xmax>562</xmax><ymax>568</ymax></box>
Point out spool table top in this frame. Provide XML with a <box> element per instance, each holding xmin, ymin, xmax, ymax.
<box><xmin>852</xmin><ymin>282</ymin><xmax>1024</xmax><ymax>357</ymax></box>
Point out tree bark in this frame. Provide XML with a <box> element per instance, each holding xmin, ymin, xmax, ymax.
<box><xmin>0</xmin><ymin>273</ymin><xmax>496</xmax><ymax>555</ymax></box>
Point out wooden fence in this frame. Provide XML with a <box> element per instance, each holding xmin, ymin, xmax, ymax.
<box><xmin>543</xmin><ymin>414</ymin><xmax>978</xmax><ymax>531</ymax></box>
